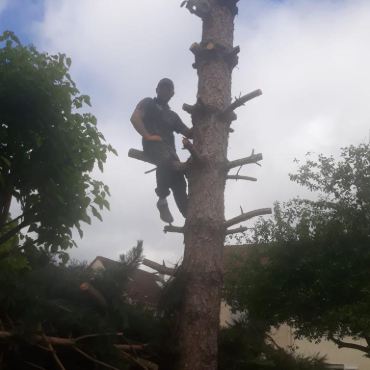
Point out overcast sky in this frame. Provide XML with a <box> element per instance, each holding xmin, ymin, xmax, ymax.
<box><xmin>2</xmin><ymin>0</ymin><xmax>370</xmax><ymax>266</ymax></box>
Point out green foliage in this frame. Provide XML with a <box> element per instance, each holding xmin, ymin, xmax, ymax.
<box><xmin>0</xmin><ymin>30</ymin><xmax>117</xmax><ymax>263</ymax></box>
<box><xmin>223</xmin><ymin>143</ymin><xmax>370</xmax><ymax>353</ymax></box>
<box><xmin>218</xmin><ymin>316</ymin><xmax>327</xmax><ymax>370</ymax></box>
<box><xmin>119</xmin><ymin>239</ymin><xmax>144</xmax><ymax>270</ymax></box>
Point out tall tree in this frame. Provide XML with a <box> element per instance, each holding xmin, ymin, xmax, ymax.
<box><xmin>129</xmin><ymin>1</ymin><xmax>271</xmax><ymax>368</ymax></box>
<box><xmin>0</xmin><ymin>31</ymin><xmax>116</xmax><ymax>261</ymax></box>
<box><xmin>223</xmin><ymin>143</ymin><xmax>370</xmax><ymax>356</ymax></box>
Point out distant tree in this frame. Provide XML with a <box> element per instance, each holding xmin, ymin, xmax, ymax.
<box><xmin>218</xmin><ymin>315</ymin><xmax>327</xmax><ymax>370</ymax></box>
<box><xmin>0</xmin><ymin>30</ymin><xmax>117</xmax><ymax>263</ymax></box>
<box><xmin>223</xmin><ymin>143</ymin><xmax>370</xmax><ymax>355</ymax></box>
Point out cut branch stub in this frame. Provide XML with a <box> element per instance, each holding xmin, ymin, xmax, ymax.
<box><xmin>80</xmin><ymin>282</ymin><xmax>107</xmax><ymax>310</ymax></box>
<box><xmin>226</xmin><ymin>175</ymin><xmax>257</xmax><ymax>182</ymax></box>
<box><xmin>227</xmin><ymin>152</ymin><xmax>263</xmax><ymax>170</ymax></box>
<box><xmin>183</xmin><ymin>138</ymin><xmax>202</xmax><ymax>162</ymax></box>
<box><xmin>163</xmin><ymin>225</ymin><xmax>184</xmax><ymax>234</ymax></box>
<box><xmin>224</xmin><ymin>208</ymin><xmax>272</xmax><ymax>229</ymax></box>
<box><xmin>224</xmin><ymin>45</ymin><xmax>240</xmax><ymax>70</ymax></box>
<box><xmin>221</xmin><ymin>89</ymin><xmax>262</xmax><ymax>119</ymax></box>
<box><xmin>128</xmin><ymin>148</ymin><xmax>187</xmax><ymax>172</ymax></box>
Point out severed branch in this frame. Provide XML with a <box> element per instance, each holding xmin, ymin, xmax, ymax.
<box><xmin>1</xmin><ymin>331</ymin><xmax>148</xmax><ymax>351</ymax></box>
<box><xmin>80</xmin><ymin>282</ymin><xmax>107</xmax><ymax>310</ymax></box>
<box><xmin>164</xmin><ymin>225</ymin><xmax>184</xmax><ymax>234</ymax></box>
<box><xmin>227</xmin><ymin>150</ymin><xmax>263</xmax><ymax>170</ymax></box>
<box><xmin>142</xmin><ymin>259</ymin><xmax>177</xmax><ymax>276</ymax></box>
<box><xmin>224</xmin><ymin>208</ymin><xmax>272</xmax><ymax>229</ymax></box>
<box><xmin>128</xmin><ymin>149</ymin><xmax>187</xmax><ymax>172</ymax></box>
<box><xmin>41</xmin><ymin>333</ymin><xmax>66</xmax><ymax>370</ymax></box>
<box><xmin>225</xmin><ymin>226</ymin><xmax>248</xmax><ymax>235</ymax></box>
<box><xmin>74</xmin><ymin>347</ymin><xmax>119</xmax><ymax>370</ymax></box>
<box><xmin>226</xmin><ymin>175</ymin><xmax>257</xmax><ymax>182</ymax></box>
<box><xmin>221</xmin><ymin>89</ymin><xmax>262</xmax><ymax>118</ymax></box>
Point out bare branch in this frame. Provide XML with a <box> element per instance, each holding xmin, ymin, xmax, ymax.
<box><xmin>74</xmin><ymin>347</ymin><xmax>120</xmax><ymax>370</ymax></box>
<box><xmin>164</xmin><ymin>225</ymin><xmax>184</xmax><ymax>234</ymax></box>
<box><xmin>221</xmin><ymin>89</ymin><xmax>262</xmax><ymax>117</ymax></box>
<box><xmin>224</xmin><ymin>208</ymin><xmax>272</xmax><ymax>229</ymax></box>
<box><xmin>142</xmin><ymin>258</ymin><xmax>177</xmax><ymax>276</ymax></box>
<box><xmin>128</xmin><ymin>149</ymin><xmax>187</xmax><ymax>172</ymax></box>
<box><xmin>182</xmin><ymin>138</ymin><xmax>201</xmax><ymax>162</ymax></box>
<box><xmin>227</xmin><ymin>151</ymin><xmax>263</xmax><ymax>170</ymax></box>
<box><xmin>226</xmin><ymin>175</ymin><xmax>257</xmax><ymax>182</ymax></box>
<box><xmin>144</xmin><ymin>167</ymin><xmax>156</xmax><ymax>175</ymax></box>
<box><xmin>41</xmin><ymin>333</ymin><xmax>66</xmax><ymax>370</ymax></box>
<box><xmin>24</xmin><ymin>362</ymin><xmax>48</xmax><ymax>370</ymax></box>
<box><xmin>225</xmin><ymin>226</ymin><xmax>248</xmax><ymax>235</ymax></box>
<box><xmin>328</xmin><ymin>334</ymin><xmax>369</xmax><ymax>354</ymax></box>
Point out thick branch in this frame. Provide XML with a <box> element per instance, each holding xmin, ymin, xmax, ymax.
<box><xmin>189</xmin><ymin>42</ymin><xmax>201</xmax><ymax>56</ymax></box>
<box><xmin>142</xmin><ymin>258</ymin><xmax>176</xmax><ymax>276</ymax></box>
<box><xmin>225</xmin><ymin>226</ymin><xmax>248</xmax><ymax>235</ymax></box>
<box><xmin>224</xmin><ymin>208</ymin><xmax>272</xmax><ymax>229</ymax></box>
<box><xmin>226</xmin><ymin>175</ymin><xmax>257</xmax><ymax>182</ymax></box>
<box><xmin>128</xmin><ymin>149</ymin><xmax>187</xmax><ymax>171</ymax></box>
<box><xmin>221</xmin><ymin>89</ymin><xmax>262</xmax><ymax>117</ymax></box>
<box><xmin>163</xmin><ymin>225</ymin><xmax>184</xmax><ymax>234</ymax></box>
<box><xmin>0</xmin><ymin>221</ymin><xmax>27</xmax><ymax>247</ymax></box>
<box><xmin>182</xmin><ymin>138</ymin><xmax>201</xmax><ymax>162</ymax></box>
<box><xmin>80</xmin><ymin>282</ymin><xmax>107</xmax><ymax>309</ymax></box>
<box><xmin>227</xmin><ymin>152</ymin><xmax>263</xmax><ymax>170</ymax></box>
<box><xmin>1</xmin><ymin>331</ymin><xmax>148</xmax><ymax>351</ymax></box>
<box><xmin>183</xmin><ymin>103</ymin><xmax>197</xmax><ymax>115</ymax></box>
<box><xmin>328</xmin><ymin>334</ymin><xmax>369</xmax><ymax>353</ymax></box>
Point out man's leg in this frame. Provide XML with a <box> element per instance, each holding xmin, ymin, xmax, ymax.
<box><xmin>170</xmin><ymin>171</ymin><xmax>188</xmax><ymax>219</ymax></box>
<box><xmin>143</xmin><ymin>141</ymin><xmax>175</xmax><ymax>223</ymax></box>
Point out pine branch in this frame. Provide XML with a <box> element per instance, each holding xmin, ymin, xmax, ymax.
<box><xmin>227</xmin><ymin>150</ymin><xmax>263</xmax><ymax>170</ymax></box>
<box><xmin>182</xmin><ymin>138</ymin><xmax>201</xmax><ymax>162</ymax></box>
<box><xmin>128</xmin><ymin>149</ymin><xmax>187</xmax><ymax>171</ymax></box>
<box><xmin>225</xmin><ymin>226</ymin><xmax>248</xmax><ymax>235</ymax></box>
<box><xmin>221</xmin><ymin>89</ymin><xmax>262</xmax><ymax>117</ymax></box>
<box><xmin>80</xmin><ymin>283</ymin><xmax>108</xmax><ymax>309</ymax></box>
<box><xmin>41</xmin><ymin>333</ymin><xmax>66</xmax><ymax>370</ymax></box>
<box><xmin>74</xmin><ymin>347</ymin><xmax>119</xmax><ymax>370</ymax></box>
<box><xmin>142</xmin><ymin>258</ymin><xmax>177</xmax><ymax>276</ymax></box>
<box><xmin>163</xmin><ymin>225</ymin><xmax>184</xmax><ymax>234</ymax></box>
<box><xmin>224</xmin><ymin>208</ymin><xmax>272</xmax><ymax>229</ymax></box>
<box><xmin>226</xmin><ymin>175</ymin><xmax>257</xmax><ymax>182</ymax></box>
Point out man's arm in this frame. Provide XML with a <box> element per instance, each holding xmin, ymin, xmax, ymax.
<box><xmin>130</xmin><ymin>108</ymin><xmax>162</xmax><ymax>142</ymax></box>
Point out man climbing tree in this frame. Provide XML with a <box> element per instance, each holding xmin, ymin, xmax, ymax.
<box><xmin>131</xmin><ymin>78</ymin><xmax>193</xmax><ymax>223</ymax></box>
<box><xmin>129</xmin><ymin>1</ymin><xmax>272</xmax><ymax>368</ymax></box>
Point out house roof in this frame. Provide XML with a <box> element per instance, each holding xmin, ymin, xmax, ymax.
<box><xmin>89</xmin><ymin>256</ymin><xmax>163</xmax><ymax>308</ymax></box>
<box><xmin>89</xmin><ymin>245</ymin><xmax>261</xmax><ymax>308</ymax></box>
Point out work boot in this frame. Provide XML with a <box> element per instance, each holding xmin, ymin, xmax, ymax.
<box><xmin>157</xmin><ymin>198</ymin><xmax>174</xmax><ymax>224</ymax></box>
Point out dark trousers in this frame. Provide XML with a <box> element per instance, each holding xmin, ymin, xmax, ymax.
<box><xmin>143</xmin><ymin>141</ymin><xmax>188</xmax><ymax>218</ymax></box>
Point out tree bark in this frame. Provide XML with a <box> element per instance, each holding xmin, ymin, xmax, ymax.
<box><xmin>179</xmin><ymin>2</ymin><xmax>237</xmax><ymax>369</ymax></box>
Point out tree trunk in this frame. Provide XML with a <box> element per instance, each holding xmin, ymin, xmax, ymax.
<box><xmin>179</xmin><ymin>2</ymin><xmax>237</xmax><ymax>369</ymax></box>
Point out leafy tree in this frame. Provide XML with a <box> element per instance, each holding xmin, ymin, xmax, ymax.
<box><xmin>223</xmin><ymin>143</ymin><xmax>370</xmax><ymax>355</ymax></box>
<box><xmin>0</xmin><ymin>30</ymin><xmax>117</xmax><ymax>262</ymax></box>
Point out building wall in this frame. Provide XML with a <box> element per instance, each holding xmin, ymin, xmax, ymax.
<box><xmin>220</xmin><ymin>303</ymin><xmax>370</xmax><ymax>369</ymax></box>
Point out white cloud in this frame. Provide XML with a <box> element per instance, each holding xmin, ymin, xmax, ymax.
<box><xmin>30</xmin><ymin>0</ymin><xmax>370</xmax><ymax>264</ymax></box>
<box><xmin>0</xmin><ymin>0</ymin><xmax>8</xmax><ymax>14</ymax></box>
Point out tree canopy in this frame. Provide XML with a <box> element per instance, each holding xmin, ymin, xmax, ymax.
<box><xmin>223</xmin><ymin>142</ymin><xmax>370</xmax><ymax>355</ymax></box>
<box><xmin>0</xmin><ymin>31</ymin><xmax>117</xmax><ymax>265</ymax></box>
